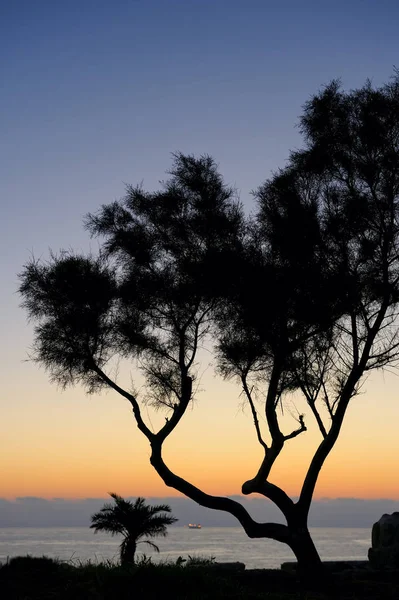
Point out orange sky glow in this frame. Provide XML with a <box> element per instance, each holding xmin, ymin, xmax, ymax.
<box><xmin>2</xmin><ymin>358</ymin><xmax>399</xmax><ymax>502</ymax></box>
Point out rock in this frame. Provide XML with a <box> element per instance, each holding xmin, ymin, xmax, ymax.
<box><xmin>368</xmin><ymin>512</ymin><xmax>399</xmax><ymax>569</ymax></box>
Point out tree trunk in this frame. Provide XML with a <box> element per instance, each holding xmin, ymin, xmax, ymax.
<box><xmin>288</xmin><ymin>526</ymin><xmax>330</xmax><ymax>589</ymax></box>
<box><xmin>120</xmin><ymin>539</ymin><xmax>137</xmax><ymax>566</ymax></box>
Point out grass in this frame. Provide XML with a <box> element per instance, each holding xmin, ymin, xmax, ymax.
<box><xmin>1</xmin><ymin>555</ymin><xmax>399</xmax><ymax>599</ymax></box>
<box><xmin>0</xmin><ymin>555</ymin><xmax>261</xmax><ymax>600</ymax></box>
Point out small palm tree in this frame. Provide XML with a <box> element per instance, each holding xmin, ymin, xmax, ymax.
<box><xmin>90</xmin><ymin>493</ymin><xmax>178</xmax><ymax>565</ymax></box>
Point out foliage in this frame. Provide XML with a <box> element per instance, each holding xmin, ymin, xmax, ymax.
<box><xmin>90</xmin><ymin>494</ymin><xmax>177</xmax><ymax>564</ymax></box>
<box><xmin>19</xmin><ymin>75</ymin><xmax>399</xmax><ymax>575</ymax></box>
<box><xmin>2</xmin><ymin>555</ymin><xmax>399</xmax><ymax>599</ymax></box>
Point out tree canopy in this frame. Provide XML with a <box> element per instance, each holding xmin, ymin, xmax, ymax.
<box><xmin>19</xmin><ymin>74</ymin><xmax>399</xmax><ymax>576</ymax></box>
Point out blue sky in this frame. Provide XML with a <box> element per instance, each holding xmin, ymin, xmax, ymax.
<box><xmin>3</xmin><ymin>0</ymin><xmax>398</xmax><ymax>258</ymax></box>
<box><xmin>1</xmin><ymin>0</ymin><xmax>399</xmax><ymax>501</ymax></box>
<box><xmin>3</xmin><ymin>0</ymin><xmax>397</xmax><ymax>345</ymax></box>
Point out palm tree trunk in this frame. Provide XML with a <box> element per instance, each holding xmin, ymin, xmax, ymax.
<box><xmin>121</xmin><ymin>539</ymin><xmax>137</xmax><ymax>566</ymax></box>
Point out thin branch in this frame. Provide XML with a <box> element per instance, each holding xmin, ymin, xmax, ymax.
<box><xmin>92</xmin><ymin>364</ymin><xmax>154</xmax><ymax>441</ymax></box>
<box><xmin>297</xmin><ymin>381</ymin><xmax>328</xmax><ymax>438</ymax></box>
<box><xmin>265</xmin><ymin>361</ymin><xmax>284</xmax><ymax>444</ymax></box>
<box><xmin>148</xmin><ymin>345</ymin><xmax>180</xmax><ymax>367</ymax></box>
<box><xmin>321</xmin><ymin>380</ymin><xmax>334</xmax><ymax>418</ymax></box>
<box><xmin>239</xmin><ymin>361</ymin><xmax>287</xmax><ymax>492</ymax></box>
<box><xmin>145</xmin><ymin>363</ymin><xmax>182</xmax><ymax>400</ymax></box>
<box><xmin>351</xmin><ymin>312</ymin><xmax>359</xmax><ymax>367</ymax></box>
<box><xmin>283</xmin><ymin>415</ymin><xmax>307</xmax><ymax>441</ymax></box>
<box><xmin>298</xmin><ymin>298</ymin><xmax>390</xmax><ymax>517</ymax></box>
<box><xmin>241</xmin><ymin>374</ymin><xmax>268</xmax><ymax>452</ymax></box>
<box><xmin>156</xmin><ymin>375</ymin><xmax>193</xmax><ymax>443</ymax></box>
<box><xmin>186</xmin><ymin>319</ymin><xmax>200</xmax><ymax>371</ymax></box>
<box><xmin>367</xmin><ymin>341</ymin><xmax>399</xmax><ymax>362</ymax></box>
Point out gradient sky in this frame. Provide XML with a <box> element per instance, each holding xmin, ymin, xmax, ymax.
<box><xmin>2</xmin><ymin>0</ymin><xmax>399</xmax><ymax>505</ymax></box>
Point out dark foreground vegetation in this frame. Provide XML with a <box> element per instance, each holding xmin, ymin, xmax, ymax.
<box><xmin>1</xmin><ymin>556</ymin><xmax>399</xmax><ymax>600</ymax></box>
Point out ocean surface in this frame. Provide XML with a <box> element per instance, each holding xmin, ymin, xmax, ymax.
<box><xmin>0</xmin><ymin>527</ymin><xmax>371</xmax><ymax>569</ymax></box>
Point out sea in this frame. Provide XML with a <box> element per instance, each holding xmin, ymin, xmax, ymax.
<box><xmin>0</xmin><ymin>527</ymin><xmax>371</xmax><ymax>569</ymax></box>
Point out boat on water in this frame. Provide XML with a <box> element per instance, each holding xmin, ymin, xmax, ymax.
<box><xmin>188</xmin><ymin>523</ymin><xmax>202</xmax><ymax>529</ymax></box>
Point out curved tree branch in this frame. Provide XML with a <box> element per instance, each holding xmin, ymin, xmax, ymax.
<box><xmin>283</xmin><ymin>415</ymin><xmax>307</xmax><ymax>441</ymax></box>
<box><xmin>240</xmin><ymin>361</ymin><xmax>299</xmax><ymax>519</ymax></box>
<box><xmin>156</xmin><ymin>375</ymin><xmax>192</xmax><ymax>443</ymax></box>
<box><xmin>92</xmin><ymin>364</ymin><xmax>154</xmax><ymax>442</ymax></box>
<box><xmin>150</xmin><ymin>440</ymin><xmax>291</xmax><ymax>543</ymax></box>
<box><xmin>303</xmin><ymin>392</ymin><xmax>327</xmax><ymax>438</ymax></box>
<box><xmin>242</xmin><ymin>476</ymin><xmax>295</xmax><ymax>520</ymax></box>
<box><xmin>297</xmin><ymin>300</ymin><xmax>389</xmax><ymax>517</ymax></box>
<box><xmin>241</xmin><ymin>374</ymin><xmax>268</xmax><ymax>452</ymax></box>
<box><xmin>265</xmin><ymin>361</ymin><xmax>284</xmax><ymax>445</ymax></box>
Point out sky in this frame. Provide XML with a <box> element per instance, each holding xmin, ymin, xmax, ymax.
<box><xmin>2</xmin><ymin>0</ymin><xmax>399</xmax><ymax>522</ymax></box>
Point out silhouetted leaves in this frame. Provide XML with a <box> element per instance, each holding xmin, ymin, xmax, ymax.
<box><xmin>18</xmin><ymin>75</ymin><xmax>399</xmax><ymax>571</ymax></box>
<box><xmin>19</xmin><ymin>154</ymin><xmax>244</xmax><ymax>405</ymax></box>
<box><xmin>19</xmin><ymin>254</ymin><xmax>121</xmax><ymax>390</ymax></box>
<box><xmin>90</xmin><ymin>494</ymin><xmax>177</xmax><ymax>565</ymax></box>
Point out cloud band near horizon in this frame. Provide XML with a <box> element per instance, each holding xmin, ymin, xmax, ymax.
<box><xmin>0</xmin><ymin>496</ymin><xmax>397</xmax><ymax>529</ymax></box>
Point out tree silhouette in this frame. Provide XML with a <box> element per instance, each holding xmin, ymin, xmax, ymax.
<box><xmin>19</xmin><ymin>75</ymin><xmax>399</xmax><ymax>579</ymax></box>
<box><xmin>90</xmin><ymin>494</ymin><xmax>177</xmax><ymax>565</ymax></box>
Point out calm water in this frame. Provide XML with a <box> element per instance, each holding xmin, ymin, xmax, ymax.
<box><xmin>0</xmin><ymin>527</ymin><xmax>371</xmax><ymax>569</ymax></box>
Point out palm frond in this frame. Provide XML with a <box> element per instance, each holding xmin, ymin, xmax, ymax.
<box><xmin>137</xmin><ymin>540</ymin><xmax>160</xmax><ymax>553</ymax></box>
<box><xmin>89</xmin><ymin>493</ymin><xmax>177</xmax><ymax>563</ymax></box>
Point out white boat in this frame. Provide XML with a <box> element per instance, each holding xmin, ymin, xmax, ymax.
<box><xmin>188</xmin><ymin>523</ymin><xmax>202</xmax><ymax>529</ymax></box>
